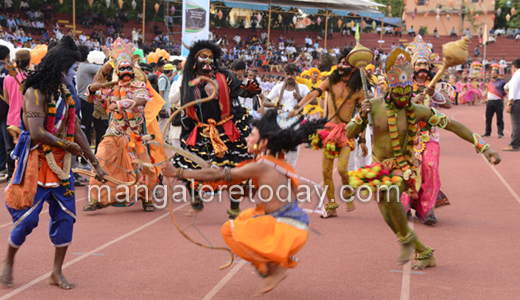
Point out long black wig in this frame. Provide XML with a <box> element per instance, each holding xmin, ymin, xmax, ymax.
<box><xmin>252</xmin><ymin>110</ymin><xmax>326</xmax><ymax>154</ymax></box>
<box><xmin>23</xmin><ymin>36</ymin><xmax>80</xmax><ymax>100</ymax></box>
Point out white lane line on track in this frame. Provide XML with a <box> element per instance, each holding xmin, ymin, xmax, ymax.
<box><xmin>400</xmin><ymin>219</ymin><xmax>414</xmax><ymax>300</ymax></box>
<box><xmin>481</xmin><ymin>155</ymin><xmax>520</xmax><ymax>204</ymax></box>
<box><xmin>202</xmin><ymin>260</ymin><xmax>247</xmax><ymax>300</ymax></box>
<box><xmin>0</xmin><ymin>197</ymin><xmax>88</xmax><ymax>229</ymax></box>
<box><xmin>450</xmin><ymin>113</ymin><xmax>519</xmax><ymax>203</ymax></box>
<box><xmin>0</xmin><ymin>202</ymin><xmax>189</xmax><ymax>300</ymax></box>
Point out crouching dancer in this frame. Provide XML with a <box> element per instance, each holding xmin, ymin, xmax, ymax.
<box><xmin>162</xmin><ymin>110</ymin><xmax>324</xmax><ymax>296</ymax></box>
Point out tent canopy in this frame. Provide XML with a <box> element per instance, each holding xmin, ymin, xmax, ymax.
<box><xmin>213</xmin><ymin>0</ymin><xmax>385</xmax><ymax>18</ymax></box>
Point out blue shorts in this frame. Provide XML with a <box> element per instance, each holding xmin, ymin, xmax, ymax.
<box><xmin>7</xmin><ymin>175</ymin><xmax>76</xmax><ymax>248</ymax></box>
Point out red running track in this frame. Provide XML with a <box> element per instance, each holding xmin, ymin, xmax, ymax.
<box><xmin>0</xmin><ymin>103</ymin><xmax>519</xmax><ymax>300</ymax></box>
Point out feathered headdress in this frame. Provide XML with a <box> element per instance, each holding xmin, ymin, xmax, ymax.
<box><xmin>406</xmin><ymin>35</ymin><xmax>437</xmax><ymax>66</ymax></box>
<box><xmin>386</xmin><ymin>48</ymin><xmax>413</xmax><ymax>89</ymax></box>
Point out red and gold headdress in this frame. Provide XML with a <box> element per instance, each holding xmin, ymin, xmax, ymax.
<box><xmin>110</xmin><ymin>38</ymin><xmax>134</xmax><ymax>69</ymax></box>
<box><xmin>406</xmin><ymin>35</ymin><xmax>437</xmax><ymax>66</ymax></box>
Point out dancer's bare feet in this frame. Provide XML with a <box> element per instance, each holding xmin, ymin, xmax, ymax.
<box><xmin>346</xmin><ymin>201</ymin><xmax>356</xmax><ymax>212</ymax></box>
<box><xmin>49</xmin><ymin>272</ymin><xmax>75</xmax><ymax>290</ymax></box>
<box><xmin>0</xmin><ymin>260</ymin><xmax>13</xmax><ymax>287</ymax></box>
<box><xmin>412</xmin><ymin>257</ymin><xmax>436</xmax><ymax>270</ymax></box>
<box><xmin>254</xmin><ymin>264</ymin><xmax>287</xmax><ymax>297</ymax></box>
<box><xmin>320</xmin><ymin>209</ymin><xmax>337</xmax><ymax>218</ymax></box>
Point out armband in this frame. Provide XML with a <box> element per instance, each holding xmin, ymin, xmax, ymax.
<box><xmin>428</xmin><ymin>108</ymin><xmax>450</xmax><ymax>129</ymax></box>
<box><xmin>473</xmin><ymin>133</ymin><xmax>490</xmax><ymax>154</ymax></box>
<box><xmin>312</xmin><ymin>87</ymin><xmax>323</xmax><ymax>98</ymax></box>
<box><xmin>26</xmin><ymin>111</ymin><xmax>46</xmax><ymax>118</ymax></box>
<box><xmin>176</xmin><ymin>167</ymin><xmax>184</xmax><ymax>179</ymax></box>
<box><xmin>116</xmin><ymin>99</ymin><xmax>136</xmax><ymax>111</ymax></box>
<box><xmin>358</xmin><ymin>137</ymin><xmax>366</xmax><ymax>144</ymax></box>
<box><xmin>58</xmin><ymin>139</ymin><xmax>71</xmax><ymax>150</ymax></box>
<box><xmin>224</xmin><ymin>167</ymin><xmax>232</xmax><ymax>183</ymax></box>
<box><xmin>431</xmin><ymin>90</ymin><xmax>447</xmax><ymax>105</ymax></box>
<box><xmin>353</xmin><ymin>113</ymin><xmax>367</xmax><ymax>125</ymax></box>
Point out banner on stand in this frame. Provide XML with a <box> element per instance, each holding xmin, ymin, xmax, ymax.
<box><xmin>182</xmin><ymin>0</ymin><xmax>210</xmax><ymax>56</ymax></box>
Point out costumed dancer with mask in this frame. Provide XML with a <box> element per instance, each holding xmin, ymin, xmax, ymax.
<box><xmin>289</xmin><ymin>48</ymin><xmax>367</xmax><ymax>218</ymax></box>
<box><xmin>1</xmin><ymin>36</ymin><xmax>108</xmax><ymax>289</ymax></box>
<box><xmin>84</xmin><ymin>38</ymin><xmax>158</xmax><ymax>212</ymax></box>
<box><xmin>400</xmin><ymin>36</ymin><xmax>451</xmax><ymax>225</ymax></box>
<box><xmin>175</xmin><ymin>40</ymin><xmax>260</xmax><ymax>219</ymax></box>
<box><xmin>162</xmin><ymin>109</ymin><xmax>325</xmax><ymax>296</ymax></box>
<box><xmin>346</xmin><ymin>48</ymin><xmax>501</xmax><ymax>269</ymax></box>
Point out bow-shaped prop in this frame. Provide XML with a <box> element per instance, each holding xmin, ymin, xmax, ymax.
<box><xmin>72</xmin><ymin>158</ymin><xmax>143</xmax><ymax>186</ymax></box>
<box><xmin>155</xmin><ymin>76</ymin><xmax>234</xmax><ymax>270</ymax></box>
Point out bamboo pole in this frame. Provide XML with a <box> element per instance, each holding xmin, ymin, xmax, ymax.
<box><xmin>267</xmin><ymin>0</ymin><xmax>272</xmax><ymax>48</ymax></box>
<box><xmin>324</xmin><ymin>5</ymin><xmax>329</xmax><ymax>49</ymax></box>
<box><xmin>142</xmin><ymin>0</ymin><xmax>146</xmax><ymax>44</ymax></box>
<box><xmin>72</xmin><ymin>0</ymin><xmax>75</xmax><ymax>36</ymax></box>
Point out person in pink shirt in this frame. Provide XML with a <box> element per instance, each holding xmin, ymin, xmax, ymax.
<box><xmin>4</xmin><ymin>50</ymin><xmax>30</xmax><ymax>130</ymax></box>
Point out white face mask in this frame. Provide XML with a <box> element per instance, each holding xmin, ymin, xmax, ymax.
<box><xmin>61</xmin><ymin>62</ymin><xmax>77</xmax><ymax>86</ymax></box>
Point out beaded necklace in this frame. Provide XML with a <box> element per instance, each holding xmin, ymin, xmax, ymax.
<box><xmin>385</xmin><ymin>100</ymin><xmax>417</xmax><ymax>177</ymax></box>
<box><xmin>42</xmin><ymin>85</ymin><xmax>76</xmax><ymax>197</ymax></box>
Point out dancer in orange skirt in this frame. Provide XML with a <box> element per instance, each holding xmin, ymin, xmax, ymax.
<box><xmin>162</xmin><ymin>110</ymin><xmax>325</xmax><ymax>296</ymax></box>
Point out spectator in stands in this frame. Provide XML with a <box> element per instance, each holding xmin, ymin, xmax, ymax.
<box><xmin>284</xmin><ymin>17</ymin><xmax>290</xmax><ymax>34</ymax></box>
<box><xmin>251</xmin><ymin>18</ymin><xmax>257</xmax><ymax>32</ymax></box>
<box><xmin>434</xmin><ymin>27</ymin><xmax>439</xmax><ymax>38</ymax></box>
<box><xmin>376</xmin><ymin>25</ymin><xmax>381</xmax><ymax>34</ymax></box>
<box><xmin>516</xmin><ymin>31</ymin><xmax>520</xmax><ymax>43</ymax></box>
<box><xmin>233</xmin><ymin>33</ymin><xmax>241</xmax><ymax>45</ymax></box>
<box><xmin>385</xmin><ymin>25</ymin><xmax>392</xmax><ymax>36</ymax></box>
<box><xmin>43</xmin><ymin>7</ymin><xmax>51</xmax><ymax>26</ymax></box>
<box><xmin>33</xmin><ymin>9</ymin><xmax>42</xmax><ymax>20</ymax></box>
<box><xmin>115</xmin><ymin>18</ymin><xmax>123</xmax><ymax>32</ymax></box>
<box><xmin>137</xmin><ymin>12</ymin><xmax>143</xmax><ymax>23</ymax></box>
<box><xmin>20</xmin><ymin>0</ymin><xmax>29</xmax><ymax>12</ymax></box>
<box><xmin>395</xmin><ymin>26</ymin><xmax>402</xmax><ymax>37</ymax></box>
<box><xmin>474</xmin><ymin>46</ymin><xmax>482</xmax><ymax>57</ymax></box>
<box><xmin>408</xmin><ymin>26</ymin><xmax>415</xmax><ymax>37</ymax></box>
<box><xmin>7</xmin><ymin>16</ymin><xmax>16</xmax><ymax>33</ymax></box>
<box><xmin>4</xmin><ymin>0</ymin><xmax>13</xmax><ymax>13</ymax></box>
<box><xmin>222</xmin><ymin>33</ymin><xmax>229</xmax><ymax>46</ymax></box>
<box><xmin>450</xmin><ymin>27</ymin><xmax>457</xmax><ymax>38</ymax></box>
<box><xmin>464</xmin><ymin>28</ymin><xmax>472</xmax><ymax>38</ymax></box>
<box><xmin>506</xmin><ymin>28</ymin><xmax>514</xmax><ymax>39</ymax></box>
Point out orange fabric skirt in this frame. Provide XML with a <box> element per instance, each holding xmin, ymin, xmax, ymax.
<box><xmin>221</xmin><ymin>206</ymin><xmax>308</xmax><ymax>273</ymax></box>
<box><xmin>89</xmin><ymin>135</ymin><xmax>157</xmax><ymax>206</ymax></box>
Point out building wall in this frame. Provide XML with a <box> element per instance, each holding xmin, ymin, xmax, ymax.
<box><xmin>403</xmin><ymin>0</ymin><xmax>495</xmax><ymax>36</ymax></box>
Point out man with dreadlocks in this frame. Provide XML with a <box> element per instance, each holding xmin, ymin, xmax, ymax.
<box><xmin>289</xmin><ymin>47</ymin><xmax>367</xmax><ymax>218</ymax></box>
<box><xmin>346</xmin><ymin>48</ymin><xmax>501</xmax><ymax>269</ymax></box>
<box><xmin>162</xmin><ymin>109</ymin><xmax>325</xmax><ymax>296</ymax></box>
<box><xmin>175</xmin><ymin>40</ymin><xmax>260</xmax><ymax>219</ymax></box>
<box><xmin>400</xmin><ymin>35</ymin><xmax>452</xmax><ymax>225</ymax></box>
<box><xmin>1</xmin><ymin>36</ymin><xmax>107</xmax><ymax>289</ymax></box>
<box><xmin>84</xmin><ymin>38</ymin><xmax>158</xmax><ymax>212</ymax></box>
